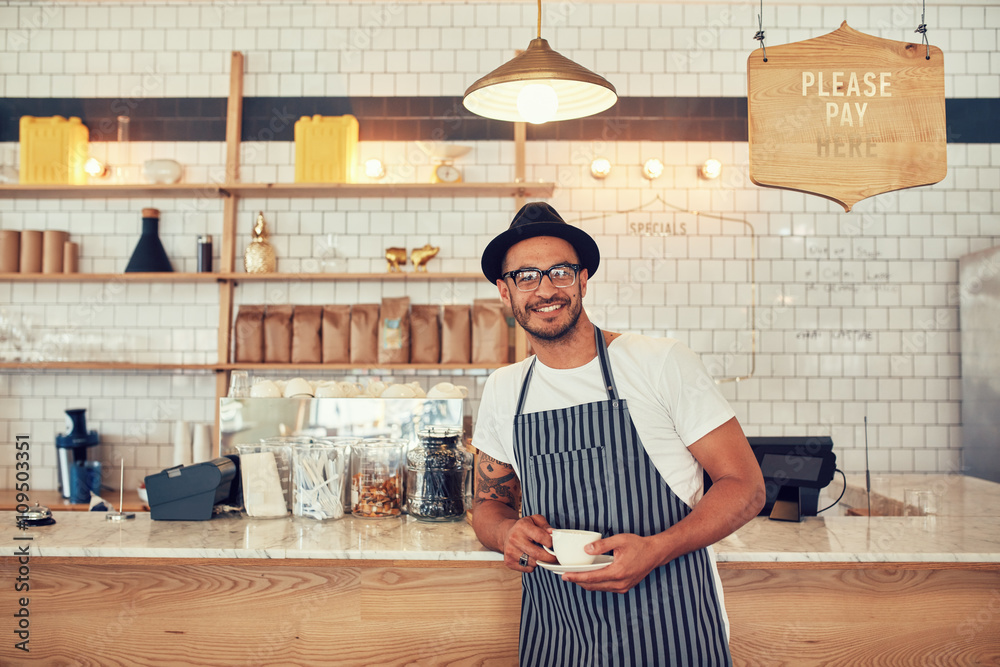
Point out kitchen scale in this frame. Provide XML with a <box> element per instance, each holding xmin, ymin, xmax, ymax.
<box><xmin>416</xmin><ymin>141</ymin><xmax>473</xmax><ymax>183</ymax></box>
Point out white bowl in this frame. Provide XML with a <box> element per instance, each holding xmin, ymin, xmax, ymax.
<box><xmin>427</xmin><ymin>382</ymin><xmax>468</xmax><ymax>399</ymax></box>
<box><xmin>250</xmin><ymin>380</ymin><xmax>281</xmax><ymax>398</ymax></box>
<box><xmin>381</xmin><ymin>384</ymin><xmax>417</xmax><ymax>398</ymax></box>
<box><xmin>284</xmin><ymin>377</ymin><xmax>314</xmax><ymax>398</ymax></box>
<box><xmin>142</xmin><ymin>159</ymin><xmax>183</xmax><ymax>184</ymax></box>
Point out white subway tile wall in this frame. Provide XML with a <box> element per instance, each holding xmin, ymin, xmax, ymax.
<box><xmin>1</xmin><ymin>1</ymin><xmax>998</xmax><ymax>489</ymax></box>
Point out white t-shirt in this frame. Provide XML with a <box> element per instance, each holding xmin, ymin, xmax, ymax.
<box><xmin>473</xmin><ymin>333</ymin><xmax>736</xmax><ymax>509</ymax></box>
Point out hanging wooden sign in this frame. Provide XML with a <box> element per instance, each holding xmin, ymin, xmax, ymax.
<box><xmin>747</xmin><ymin>22</ymin><xmax>946</xmax><ymax>212</ymax></box>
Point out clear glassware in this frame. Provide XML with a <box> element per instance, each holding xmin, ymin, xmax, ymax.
<box><xmin>319</xmin><ymin>233</ymin><xmax>340</xmax><ymax>272</ymax></box>
<box><xmin>292</xmin><ymin>439</ymin><xmax>354</xmax><ymax>521</ymax></box>
<box><xmin>115</xmin><ymin>115</ymin><xmax>130</xmax><ymax>183</ymax></box>
<box><xmin>350</xmin><ymin>438</ymin><xmax>406</xmax><ymax>519</ymax></box>
<box><xmin>406</xmin><ymin>426</ymin><xmax>470</xmax><ymax>522</ymax></box>
<box><xmin>228</xmin><ymin>370</ymin><xmax>250</xmax><ymax>398</ymax></box>
<box><xmin>235</xmin><ymin>439</ymin><xmax>297</xmax><ymax>518</ymax></box>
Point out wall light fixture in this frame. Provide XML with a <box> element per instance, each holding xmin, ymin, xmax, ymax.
<box><xmin>700</xmin><ymin>158</ymin><xmax>723</xmax><ymax>180</ymax></box>
<box><xmin>590</xmin><ymin>158</ymin><xmax>611</xmax><ymax>180</ymax></box>
<box><xmin>364</xmin><ymin>158</ymin><xmax>386</xmax><ymax>180</ymax></box>
<box><xmin>84</xmin><ymin>158</ymin><xmax>109</xmax><ymax>179</ymax></box>
<box><xmin>642</xmin><ymin>158</ymin><xmax>664</xmax><ymax>180</ymax></box>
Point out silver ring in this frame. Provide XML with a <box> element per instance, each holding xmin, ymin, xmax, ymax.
<box><xmin>519</xmin><ymin>553</ymin><xmax>529</xmax><ymax>567</ymax></box>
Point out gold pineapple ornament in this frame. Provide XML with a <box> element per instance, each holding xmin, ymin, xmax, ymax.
<box><xmin>244</xmin><ymin>211</ymin><xmax>277</xmax><ymax>273</ymax></box>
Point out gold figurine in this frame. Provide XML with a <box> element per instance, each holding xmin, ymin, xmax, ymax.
<box><xmin>244</xmin><ymin>211</ymin><xmax>277</xmax><ymax>274</ymax></box>
<box><xmin>385</xmin><ymin>247</ymin><xmax>407</xmax><ymax>272</ymax></box>
<box><xmin>411</xmin><ymin>244</ymin><xmax>440</xmax><ymax>272</ymax></box>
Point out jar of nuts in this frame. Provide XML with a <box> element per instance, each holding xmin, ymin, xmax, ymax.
<box><xmin>350</xmin><ymin>438</ymin><xmax>407</xmax><ymax>519</ymax></box>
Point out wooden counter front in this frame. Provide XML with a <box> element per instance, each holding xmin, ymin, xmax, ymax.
<box><xmin>4</xmin><ymin>557</ymin><xmax>522</xmax><ymax>666</ymax></box>
<box><xmin>3</xmin><ymin>555</ymin><xmax>998</xmax><ymax>666</ymax></box>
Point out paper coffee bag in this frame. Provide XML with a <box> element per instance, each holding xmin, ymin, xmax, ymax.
<box><xmin>378</xmin><ymin>296</ymin><xmax>410</xmax><ymax>364</ymax></box>
<box><xmin>233</xmin><ymin>304</ymin><xmax>265</xmax><ymax>363</ymax></box>
<box><xmin>472</xmin><ymin>299</ymin><xmax>508</xmax><ymax>365</ymax></box>
<box><xmin>291</xmin><ymin>305</ymin><xmax>322</xmax><ymax>364</ymax></box>
<box><xmin>350</xmin><ymin>304</ymin><xmax>379</xmax><ymax>364</ymax></box>
<box><xmin>322</xmin><ymin>305</ymin><xmax>351</xmax><ymax>363</ymax></box>
<box><xmin>441</xmin><ymin>304</ymin><xmax>471</xmax><ymax>364</ymax></box>
<box><xmin>410</xmin><ymin>304</ymin><xmax>441</xmax><ymax>364</ymax></box>
<box><xmin>264</xmin><ymin>304</ymin><xmax>293</xmax><ymax>363</ymax></box>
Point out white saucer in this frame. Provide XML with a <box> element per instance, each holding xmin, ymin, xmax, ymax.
<box><xmin>537</xmin><ymin>554</ymin><xmax>614</xmax><ymax>574</ymax></box>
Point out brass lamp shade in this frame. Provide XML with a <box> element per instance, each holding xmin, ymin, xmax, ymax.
<box><xmin>463</xmin><ymin>37</ymin><xmax>618</xmax><ymax>123</ymax></box>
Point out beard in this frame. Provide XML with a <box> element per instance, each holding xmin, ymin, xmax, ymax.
<box><xmin>511</xmin><ymin>293</ymin><xmax>583</xmax><ymax>342</ymax></box>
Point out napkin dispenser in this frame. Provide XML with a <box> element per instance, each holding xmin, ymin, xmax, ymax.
<box><xmin>145</xmin><ymin>455</ymin><xmax>241</xmax><ymax>521</ymax></box>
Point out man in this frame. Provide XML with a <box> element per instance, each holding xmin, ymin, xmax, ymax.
<box><xmin>472</xmin><ymin>202</ymin><xmax>766</xmax><ymax>666</ymax></box>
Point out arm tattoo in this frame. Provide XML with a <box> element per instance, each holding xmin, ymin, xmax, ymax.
<box><xmin>475</xmin><ymin>452</ymin><xmax>519</xmax><ymax>510</ymax></box>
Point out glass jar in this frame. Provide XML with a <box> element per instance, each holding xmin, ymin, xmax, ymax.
<box><xmin>235</xmin><ymin>439</ymin><xmax>296</xmax><ymax>518</ymax></box>
<box><xmin>406</xmin><ymin>426</ymin><xmax>471</xmax><ymax>522</ymax></box>
<box><xmin>350</xmin><ymin>438</ymin><xmax>406</xmax><ymax>519</ymax></box>
<box><xmin>292</xmin><ymin>439</ymin><xmax>354</xmax><ymax>521</ymax></box>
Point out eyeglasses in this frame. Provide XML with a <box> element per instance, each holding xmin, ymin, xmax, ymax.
<box><xmin>501</xmin><ymin>263</ymin><xmax>581</xmax><ymax>292</ymax></box>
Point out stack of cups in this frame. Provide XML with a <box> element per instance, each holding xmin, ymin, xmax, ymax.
<box><xmin>0</xmin><ymin>230</ymin><xmax>78</xmax><ymax>274</ymax></box>
<box><xmin>0</xmin><ymin>230</ymin><xmax>18</xmax><ymax>273</ymax></box>
<box><xmin>173</xmin><ymin>421</ymin><xmax>193</xmax><ymax>467</ymax></box>
<box><xmin>192</xmin><ymin>424</ymin><xmax>212</xmax><ymax>463</ymax></box>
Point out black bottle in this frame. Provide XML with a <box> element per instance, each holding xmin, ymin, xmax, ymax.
<box><xmin>125</xmin><ymin>208</ymin><xmax>173</xmax><ymax>273</ymax></box>
<box><xmin>197</xmin><ymin>235</ymin><xmax>212</xmax><ymax>273</ymax></box>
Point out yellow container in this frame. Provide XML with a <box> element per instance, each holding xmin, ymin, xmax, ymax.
<box><xmin>19</xmin><ymin>116</ymin><xmax>89</xmax><ymax>185</ymax></box>
<box><xmin>294</xmin><ymin>115</ymin><xmax>358</xmax><ymax>183</ymax></box>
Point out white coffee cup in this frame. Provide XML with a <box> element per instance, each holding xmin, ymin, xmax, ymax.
<box><xmin>314</xmin><ymin>382</ymin><xmax>344</xmax><ymax>398</ymax></box>
<box><xmin>543</xmin><ymin>529</ymin><xmax>602</xmax><ymax>566</ymax></box>
<box><xmin>250</xmin><ymin>380</ymin><xmax>281</xmax><ymax>398</ymax></box>
<box><xmin>406</xmin><ymin>381</ymin><xmax>426</xmax><ymax>398</ymax></box>
<box><xmin>381</xmin><ymin>384</ymin><xmax>417</xmax><ymax>398</ymax></box>
<box><xmin>336</xmin><ymin>381</ymin><xmax>362</xmax><ymax>397</ymax></box>
<box><xmin>426</xmin><ymin>382</ymin><xmax>469</xmax><ymax>399</ymax></box>
<box><xmin>284</xmin><ymin>377</ymin><xmax>314</xmax><ymax>398</ymax></box>
<box><xmin>364</xmin><ymin>380</ymin><xmax>388</xmax><ymax>397</ymax></box>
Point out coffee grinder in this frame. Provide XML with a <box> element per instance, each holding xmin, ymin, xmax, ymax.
<box><xmin>55</xmin><ymin>408</ymin><xmax>100</xmax><ymax>499</ymax></box>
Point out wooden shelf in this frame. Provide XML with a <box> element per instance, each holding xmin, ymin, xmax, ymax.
<box><xmin>221</xmin><ymin>271</ymin><xmax>483</xmax><ymax>282</ymax></box>
<box><xmin>5</xmin><ymin>52</ymin><xmax>534</xmax><ymax>436</ymax></box>
<box><xmin>0</xmin><ymin>183</ymin><xmax>224</xmax><ymax>199</ymax></box>
<box><xmin>0</xmin><ymin>272</ymin><xmax>221</xmax><ymax>283</ymax></box>
<box><xmin>0</xmin><ymin>181</ymin><xmax>555</xmax><ymax>200</ymax></box>
<box><xmin>1</xmin><ymin>272</ymin><xmax>484</xmax><ymax>283</ymax></box>
<box><xmin>2</xmin><ymin>488</ymin><xmax>147</xmax><ymax>513</ymax></box>
<box><xmin>221</xmin><ymin>363</ymin><xmax>498</xmax><ymax>372</ymax></box>
<box><xmin>225</xmin><ymin>182</ymin><xmax>555</xmax><ymax>199</ymax></box>
<box><xmin>0</xmin><ymin>362</ymin><xmax>217</xmax><ymax>372</ymax></box>
<box><xmin>1</xmin><ymin>361</ymin><xmax>498</xmax><ymax>373</ymax></box>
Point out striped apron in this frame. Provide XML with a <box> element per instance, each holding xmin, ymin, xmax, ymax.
<box><xmin>512</xmin><ymin>325</ymin><xmax>731</xmax><ymax>667</ymax></box>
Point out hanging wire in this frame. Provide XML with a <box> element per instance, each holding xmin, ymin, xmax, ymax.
<box><xmin>754</xmin><ymin>0</ymin><xmax>767</xmax><ymax>62</ymax></box>
<box><xmin>914</xmin><ymin>0</ymin><xmax>930</xmax><ymax>60</ymax></box>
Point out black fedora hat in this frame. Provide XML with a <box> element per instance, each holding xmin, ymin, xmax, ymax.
<box><xmin>481</xmin><ymin>202</ymin><xmax>600</xmax><ymax>284</ymax></box>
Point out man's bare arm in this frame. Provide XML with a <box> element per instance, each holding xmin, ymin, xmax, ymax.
<box><xmin>471</xmin><ymin>452</ymin><xmax>521</xmax><ymax>553</ymax></box>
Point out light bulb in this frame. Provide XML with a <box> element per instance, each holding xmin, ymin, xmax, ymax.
<box><xmin>642</xmin><ymin>158</ymin><xmax>664</xmax><ymax>180</ymax></box>
<box><xmin>516</xmin><ymin>83</ymin><xmax>559</xmax><ymax>124</ymax></box>
<box><xmin>84</xmin><ymin>158</ymin><xmax>109</xmax><ymax>178</ymax></box>
<box><xmin>590</xmin><ymin>158</ymin><xmax>611</xmax><ymax>179</ymax></box>
<box><xmin>364</xmin><ymin>158</ymin><xmax>385</xmax><ymax>179</ymax></box>
<box><xmin>700</xmin><ymin>158</ymin><xmax>722</xmax><ymax>180</ymax></box>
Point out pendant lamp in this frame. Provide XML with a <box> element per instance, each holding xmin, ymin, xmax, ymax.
<box><xmin>463</xmin><ymin>0</ymin><xmax>618</xmax><ymax>124</ymax></box>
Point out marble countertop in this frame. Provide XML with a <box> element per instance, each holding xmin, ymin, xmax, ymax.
<box><xmin>6</xmin><ymin>474</ymin><xmax>999</xmax><ymax>565</ymax></box>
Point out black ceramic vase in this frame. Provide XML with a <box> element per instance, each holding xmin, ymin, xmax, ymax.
<box><xmin>125</xmin><ymin>207</ymin><xmax>173</xmax><ymax>272</ymax></box>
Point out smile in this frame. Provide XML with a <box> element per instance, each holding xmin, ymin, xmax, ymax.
<box><xmin>533</xmin><ymin>302</ymin><xmax>565</xmax><ymax>313</ymax></box>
